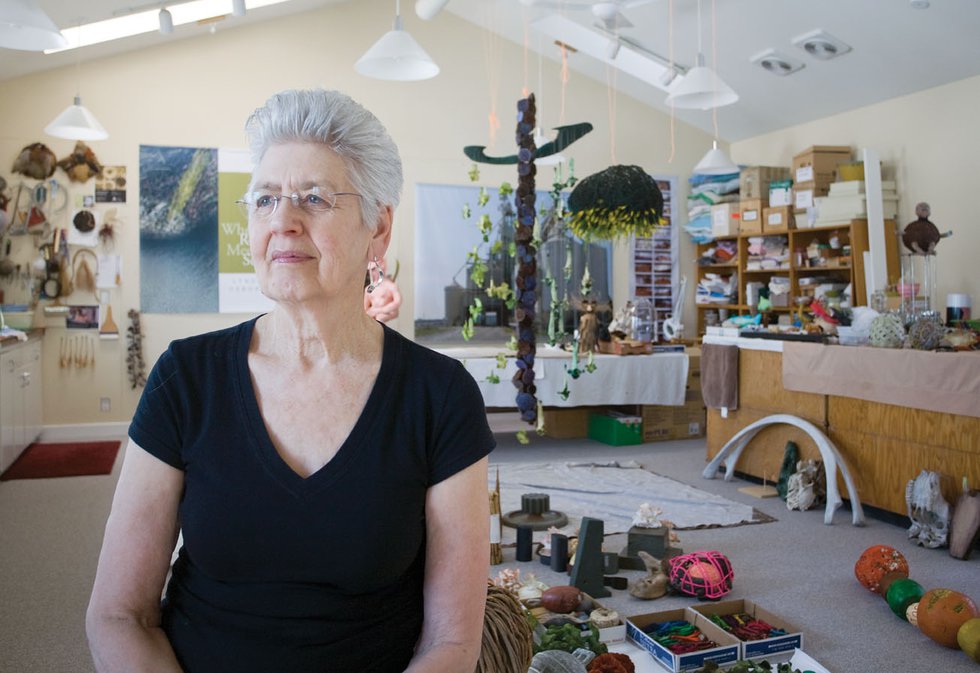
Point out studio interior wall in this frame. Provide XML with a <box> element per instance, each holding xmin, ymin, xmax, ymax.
<box><xmin>0</xmin><ymin>0</ymin><xmax>714</xmax><ymax>428</ymax></box>
<box><xmin>730</xmin><ymin>73</ymin><xmax>980</xmax><ymax>311</ymax></box>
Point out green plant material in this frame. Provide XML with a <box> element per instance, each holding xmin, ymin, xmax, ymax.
<box><xmin>495</xmin><ymin>353</ymin><xmax>508</xmax><ymax>369</ymax></box>
<box><xmin>508</xmin><ymin>241</ymin><xmax>517</xmax><ymax>257</ymax></box>
<box><xmin>567</xmin><ymin>164</ymin><xmax>665</xmax><ymax>241</ymax></box>
<box><xmin>557</xmin><ymin>376</ymin><xmax>570</xmax><ymax>401</ymax></box>
<box><xmin>468</xmin><ymin>164</ymin><xmax>480</xmax><ymax>182</ymax></box>
<box><xmin>498</xmin><ymin>182</ymin><xmax>513</xmax><ymax>197</ymax></box>
<box><xmin>462</xmin><ymin>203</ymin><xmax>471</xmax><ymax>219</ymax></box>
<box><xmin>462</xmin><ymin>318</ymin><xmax>474</xmax><ymax>341</ymax></box>
<box><xmin>516</xmin><ymin>430</ymin><xmax>529</xmax><ymax>445</ymax></box>
<box><xmin>486</xmin><ymin>371</ymin><xmax>500</xmax><ymax>384</ymax></box>
<box><xmin>478</xmin><ymin>213</ymin><xmax>493</xmax><ymax>242</ymax></box>
<box><xmin>506</xmin><ymin>335</ymin><xmax>518</xmax><ymax>351</ymax></box>
<box><xmin>491</xmin><ymin>240</ymin><xmax>503</xmax><ymax>255</ymax></box>
<box><xmin>469</xmin><ymin>257</ymin><xmax>487</xmax><ymax>287</ymax></box>
<box><xmin>585</xmin><ymin>350</ymin><xmax>597</xmax><ymax>373</ymax></box>
<box><xmin>487</xmin><ymin>281</ymin><xmax>513</xmax><ymax>302</ymax></box>
<box><xmin>534</xmin><ymin>623</ymin><xmax>608</xmax><ymax>655</ymax></box>
<box><xmin>478</xmin><ymin>187</ymin><xmax>490</xmax><ymax>207</ymax></box>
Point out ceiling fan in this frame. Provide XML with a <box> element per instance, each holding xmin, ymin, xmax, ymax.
<box><xmin>518</xmin><ymin>0</ymin><xmax>655</xmax><ymax>31</ymax></box>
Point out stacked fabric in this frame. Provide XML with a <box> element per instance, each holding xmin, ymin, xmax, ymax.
<box><xmin>696</xmin><ymin>272</ymin><xmax>738</xmax><ymax>305</ymax></box>
<box><xmin>744</xmin><ymin>235</ymin><xmax>790</xmax><ymax>270</ymax></box>
<box><xmin>684</xmin><ymin>171</ymin><xmax>740</xmax><ymax>242</ymax></box>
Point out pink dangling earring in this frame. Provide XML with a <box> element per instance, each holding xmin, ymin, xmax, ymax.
<box><xmin>366</xmin><ymin>255</ymin><xmax>385</xmax><ymax>293</ymax></box>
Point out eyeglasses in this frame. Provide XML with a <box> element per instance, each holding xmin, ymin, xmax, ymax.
<box><xmin>236</xmin><ymin>189</ymin><xmax>362</xmax><ymax>219</ymax></box>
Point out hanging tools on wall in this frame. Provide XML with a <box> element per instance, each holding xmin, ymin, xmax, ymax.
<box><xmin>59</xmin><ymin>334</ymin><xmax>95</xmax><ymax>369</ymax></box>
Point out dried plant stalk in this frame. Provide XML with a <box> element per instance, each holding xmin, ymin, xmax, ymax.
<box><xmin>475</xmin><ymin>582</ymin><xmax>533</xmax><ymax>673</ymax></box>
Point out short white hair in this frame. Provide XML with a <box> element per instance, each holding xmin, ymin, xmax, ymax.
<box><xmin>245</xmin><ymin>89</ymin><xmax>402</xmax><ymax>231</ymax></box>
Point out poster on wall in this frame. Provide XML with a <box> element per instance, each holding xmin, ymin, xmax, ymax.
<box><xmin>217</xmin><ymin>149</ymin><xmax>273</xmax><ymax>313</ymax></box>
<box><xmin>139</xmin><ymin>145</ymin><xmax>219</xmax><ymax>313</ymax></box>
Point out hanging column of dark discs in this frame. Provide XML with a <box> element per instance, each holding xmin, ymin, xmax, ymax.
<box><xmin>513</xmin><ymin>94</ymin><xmax>538</xmax><ymax>424</ymax></box>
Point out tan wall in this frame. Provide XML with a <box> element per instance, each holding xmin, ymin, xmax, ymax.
<box><xmin>730</xmin><ymin>73</ymin><xmax>980</xmax><ymax>309</ymax></box>
<box><xmin>0</xmin><ymin>0</ymin><xmax>714</xmax><ymax>426</ymax></box>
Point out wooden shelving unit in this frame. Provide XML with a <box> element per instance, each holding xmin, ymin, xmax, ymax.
<box><xmin>694</xmin><ymin>219</ymin><xmax>899</xmax><ymax>337</ymax></box>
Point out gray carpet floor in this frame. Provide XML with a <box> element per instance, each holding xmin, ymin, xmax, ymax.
<box><xmin>0</xmin><ymin>430</ymin><xmax>977</xmax><ymax>673</ymax></box>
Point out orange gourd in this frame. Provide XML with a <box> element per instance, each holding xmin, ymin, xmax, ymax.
<box><xmin>854</xmin><ymin>545</ymin><xmax>909</xmax><ymax>594</ymax></box>
<box><xmin>917</xmin><ymin>588</ymin><xmax>979</xmax><ymax>648</ymax></box>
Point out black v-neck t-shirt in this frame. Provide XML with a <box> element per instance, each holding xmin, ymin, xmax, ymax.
<box><xmin>129</xmin><ymin>318</ymin><xmax>495</xmax><ymax>672</ymax></box>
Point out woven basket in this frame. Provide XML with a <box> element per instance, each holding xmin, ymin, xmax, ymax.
<box><xmin>476</xmin><ymin>582</ymin><xmax>534</xmax><ymax>673</ymax></box>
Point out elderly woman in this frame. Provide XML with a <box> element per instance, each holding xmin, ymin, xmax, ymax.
<box><xmin>87</xmin><ymin>90</ymin><xmax>494</xmax><ymax>673</ymax></box>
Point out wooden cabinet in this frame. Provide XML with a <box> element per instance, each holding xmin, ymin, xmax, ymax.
<box><xmin>0</xmin><ymin>337</ymin><xmax>43</xmax><ymax>473</ymax></box>
<box><xmin>695</xmin><ymin>218</ymin><xmax>899</xmax><ymax>337</ymax></box>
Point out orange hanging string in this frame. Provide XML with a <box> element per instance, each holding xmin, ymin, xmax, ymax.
<box><xmin>481</xmin><ymin>2</ymin><xmax>502</xmax><ymax>148</ymax></box>
<box><xmin>666</xmin><ymin>0</ymin><xmax>676</xmax><ymax>163</ymax></box>
<box><xmin>606</xmin><ymin>63</ymin><xmax>618</xmax><ymax>164</ymax></box>
<box><xmin>559</xmin><ymin>42</ymin><xmax>570</xmax><ymax>125</ymax></box>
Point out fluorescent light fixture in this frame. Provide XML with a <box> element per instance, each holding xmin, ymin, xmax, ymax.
<box><xmin>531</xmin><ymin>15</ymin><xmax>684</xmax><ymax>92</ymax></box>
<box><xmin>693</xmin><ymin>140</ymin><xmax>738</xmax><ymax>175</ymax></box>
<box><xmin>45</xmin><ymin>95</ymin><xmax>109</xmax><ymax>141</ymax></box>
<box><xmin>46</xmin><ymin>0</ymin><xmax>289</xmax><ymax>53</ymax></box>
<box><xmin>355</xmin><ymin>8</ymin><xmax>439</xmax><ymax>81</ymax></box>
<box><xmin>0</xmin><ymin>0</ymin><xmax>68</xmax><ymax>51</ymax></box>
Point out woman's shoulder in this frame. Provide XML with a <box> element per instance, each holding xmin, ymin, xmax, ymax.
<box><xmin>163</xmin><ymin>317</ymin><xmax>257</xmax><ymax>364</ymax></box>
<box><xmin>382</xmin><ymin>325</ymin><xmax>468</xmax><ymax>376</ymax></box>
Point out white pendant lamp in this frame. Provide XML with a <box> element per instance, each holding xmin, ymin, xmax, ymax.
<box><xmin>355</xmin><ymin>0</ymin><xmax>439</xmax><ymax>81</ymax></box>
<box><xmin>45</xmin><ymin>95</ymin><xmax>109</xmax><ymax>141</ymax></box>
<box><xmin>232</xmin><ymin>0</ymin><xmax>247</xmax><ymax>17</ymax></box>
<box><xmin>665</xmin><ymin>0</ymin><xmax>737</xmax><ymax>110</ymax></box>
<box><xmin>693</xmin><ymin>140</ymin><xmax>737</xmax><ymax>175</ymax></box>
<box><xmin>0</xmin><ymin>0</ymin><xmax>68</xmax><ymax>51</ymax></box>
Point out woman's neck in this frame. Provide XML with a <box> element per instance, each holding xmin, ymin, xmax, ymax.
<box><xmin>256</xmin><ymin>301</ymin><xmax>382</xmax><ymax>366</ymax></box>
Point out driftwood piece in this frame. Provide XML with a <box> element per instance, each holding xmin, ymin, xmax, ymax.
<box><xmin>949</xmin><ymin>489</ymin><xmax>980</xmax><ymax>560</ymax></box>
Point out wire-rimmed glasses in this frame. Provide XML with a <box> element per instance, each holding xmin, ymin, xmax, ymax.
<box><xmin>236</xmin><ymin>189</ymin><xmax>362</xmax><ymax>220</ymax></box>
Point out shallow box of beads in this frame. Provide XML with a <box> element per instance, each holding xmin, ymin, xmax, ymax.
<box><xmin>625</xmin><ymin>608</ymin><xmax>740</xmax><ymax>672</ymax></box>
<box><xmin>689</xmin><ymin>599</ymin><xmax>803</xmax><ymax>660</ymax></box>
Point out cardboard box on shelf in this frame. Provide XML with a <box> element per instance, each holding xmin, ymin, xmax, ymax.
<box><xmin>739</xmin><ymin>198</ymin><xmax>765</xmax><ymax>233</ymax></box>
<box><xmin>627</xmin><ymin>608</ymin><xmax>740</xmax><ymax>672</ymax></box>
<box><xmin>642</xmin><ymin>399</ymin><xmax>706</xmax><ymax>442</ymax></box>
<box><xmin>763</xmin><ymin>206</ymin><xmax>795</xmax><ymax>232</ymax></box>
<box><xmin>689</xmin><ymin>599</ymin><xmax>804</xmax><ymax>661</ymax></box>
<box><xmin>740</xmin><ymin>166</ymin><xmax>790</xmax><ymax>201</ymax></box>
<box><xmin>710</xmin><ymin>203</ymin><xmax>740</xmax><ymax>238</ymax></box>
<box><xmin>768</xmin><ymin>180</ymin><xmax>793</xmax><ymax>207</ymax></box>
<box><xmin>792</xmin><ymin>146</ymin><xmax>851</xmax><ymax>186</ymax></box>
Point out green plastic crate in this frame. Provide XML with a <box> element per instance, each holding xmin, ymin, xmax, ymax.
<box><xmin>588</xmin><ymin>412</ymin><xmax>643</xmax><ymax>446</ymax></box>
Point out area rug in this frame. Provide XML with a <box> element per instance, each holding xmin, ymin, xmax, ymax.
<box><xmin>490</xmin><ymin>461</ymin><xmax>774</xmax><ymax>539</ymax></box>
<box><xmin>0</xmin><ymin>441</ymin><xmax>121</xmax><ymax>481</ymax></box>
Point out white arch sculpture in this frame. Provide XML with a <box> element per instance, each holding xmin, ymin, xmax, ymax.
<box><xmin>702</xmin><ymin>414</ymin><xmax>866</xmax><ymax>526</ymax></box>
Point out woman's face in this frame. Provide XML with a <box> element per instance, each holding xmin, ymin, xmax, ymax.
<box><xmin>247</xmin><ymin>142</ymin><xmax>389</xmax><ymax>307</ymax></box>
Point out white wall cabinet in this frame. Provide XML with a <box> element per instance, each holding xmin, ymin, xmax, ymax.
<box><xmin>0</xmin><ymin>338</ymin><xmax>43</xmax><ymax>473</ymax></box>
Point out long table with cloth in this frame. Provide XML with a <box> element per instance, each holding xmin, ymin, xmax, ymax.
<box><xmin>434</xmin><ymin>344</ymin><xmax>690</xmax><ymax>408</ymax></box>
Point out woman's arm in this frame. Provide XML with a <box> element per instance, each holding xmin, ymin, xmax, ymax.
<box><xmin>404</xmin><ymin>456</ymin><xmax>490</xmax><ymax>673</ymax></box>
<box><xmin>86</xmin><ymin>440</ymin><xmax>185</xmax><ymax>673</ymax></box>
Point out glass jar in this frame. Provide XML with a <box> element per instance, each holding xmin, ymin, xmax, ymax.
<box><xmin>630</xmin><ymin>297</ymin><xmax>655</xmax><ymax>342</ymax></box>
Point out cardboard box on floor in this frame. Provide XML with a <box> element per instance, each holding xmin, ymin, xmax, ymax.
<box><xmin>626</xmin><ymin>608</ymin><xmax>740</xmax><ymax>672</ymax></box>
<box><xmin>689</xmin><ymin>598</ymin><xmax>804</xmax><ymax>660</ymax></box>
<box><xmin>540</xmin><ymin>406</ymin><xmax>600</xmax><ymax>439</ymax></box>
<box><xmin>641</xmin><ymin>399</ymin><xmax>706</xmax><ymax>442</ymax></box>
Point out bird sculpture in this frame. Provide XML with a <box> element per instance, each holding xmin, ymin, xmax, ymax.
<box><xmin>902</xmin><ymin>202</ymin><xmax>951</xmax><ymax>254</ymax></box>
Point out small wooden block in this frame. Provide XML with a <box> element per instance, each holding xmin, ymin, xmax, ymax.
<box><xmin>738</xmin><ymin>484</ymin><xmax>780</xmax><ymax>498</ymax></box>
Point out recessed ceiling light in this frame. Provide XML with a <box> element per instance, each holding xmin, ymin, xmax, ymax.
<box><xmin>791</xmin><ymin>29</ymin><xmax>852</xmax><ymax>61</ymax></box>
<box><xmin>750</xmin><ymin>49</ymin><xmax>805</xmax><ymax>76</ymax></box>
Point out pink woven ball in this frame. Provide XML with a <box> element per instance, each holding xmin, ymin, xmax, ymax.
<box><xmin>668</xmin><ymin>551</ymin><xmax>734</xmax><ymax>600</ymax></box>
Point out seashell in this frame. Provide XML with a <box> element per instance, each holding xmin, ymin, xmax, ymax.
<box><xmin>529</xmin><ymin>649</ymin><xmax>589</xmax><ymax>673</ymax></box>
<box><xmin>518</xmin><ymin>584</ymin><xmax>543</xmax><ymax>602</ymax></box>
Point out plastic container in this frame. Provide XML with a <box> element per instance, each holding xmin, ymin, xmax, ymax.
<box><xmin>630</xmin><ymin>297</ymin><xmax>655</xmax><ymax>342</ymax></box>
